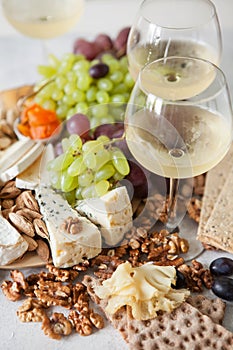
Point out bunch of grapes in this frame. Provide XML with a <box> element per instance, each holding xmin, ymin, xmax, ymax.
<box><xmin>47</xmin><ymin>133</ymin><xmax>130</xmax><ymax>203</ymax></box>
<box><xmin>35</xmin><ymin>51</ymin><xmax>134</xmax><ymax>127</ymax></box>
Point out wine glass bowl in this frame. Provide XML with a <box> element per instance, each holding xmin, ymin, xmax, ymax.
<box><xmin>127</xmin><ymin>0</ymin><xmax>222</xmax><ymax>80</ymax></box>
<box><xmin>1</xmin><ymin>0</ymin><xmax>85</xmax><ymax>39</ymax></box>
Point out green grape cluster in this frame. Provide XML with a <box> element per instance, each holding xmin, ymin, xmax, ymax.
<box><xmin>35</xmin><ymin>53</ymin><xmax>134</xmax><ymax>126</ymax></box>
<box><xmin>47</xmin><ymin>134</ymin><xmax>130</xmax><ymax>203</ymax></box>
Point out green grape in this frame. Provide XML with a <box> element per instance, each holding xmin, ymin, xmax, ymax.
<box><xmin>62</xmin><ymin>94</ymin><xmax>76</xmax><ymax>106</ymax></box>
<box><xmin>81</xmin><ymin>184</ymin><xmax>96</xmax><ymax>199</ymax></box>
<box><xmin>124</xmin><ymin>72</ymin><xmax>134</xmax><ymax>88</ymax></box>
<box><xmin>34</xmin><ymin>95</ymin><xmax>45</xmax><ymax>105</ymax></box>
<box><xmin>97</xmin><ymin>78</ymin><xmax>113</xmax><ymax>92</ymax></box>
<box><xmin>111</xmin><ymin>94</ymin><xmax>126</xmax><ymax>104</ymax></box>
<box><xmin>75</xmin><ymin>187</ymin><xmax>83</xmax><ymax>200</ymax></box>
<box><xmin>49</xmin><ymin>171</ymin><xmax>62</xmax><ymax>190</ymax></box>
<box><xmin>51</xmin><ymin>89</ymin><xmax>64</xmax><ymax>101</ymax></box>
<box><xmin>67</xmin><ymin>108</ymin><xmax>75</xmax><ymax>118</ymax></box>
<box><xmin>42</xmin><ymin>99</ymin><xmax>57</xmax><ymax>111</ymax></box>
<box><xmin>48</xmin><ymin>54</ymin><xmax>60</xmax><ymax>68</ymax></box>
<box><xmin>58</xmin><ymin>60</ymin><xmax>72</xmax><ymax>74</ymax></box>
<box><xmin>40</xmin><ymin>82</ymin><xmax>56</xmax><ymax>98</ymax></box>
<box><xmin>56</xmin><ymin>104</ymin><xmax>69</xmax><ymax>119</ymax></box>
<box><xmin>72</xmin><ymin>89</ymin><xmax>86</xmax><ymax>103</ymax></box>
<box><xmin>95</xmin><ymin>163</ymin><xmax>115</xmax><ymax>182</ymax></box>
<box><xmin>47</xmin><ymin>152</ymin><xmax>74</xmax><ymax>171</ymax></box>
<box><xmin>83</xmin><ymin>152</ymin><xmax>97</xmax><ymax>169</ymax></box>
<box><xmin>64</xmin><ymin>82</ymin><xmax>76</xmax><ymax>95</ymax></box>
<box><xmin>62</xmin><ymin>138</ymin><xmax>71</xmax><ymax>152</ymax></box>
<box><xmin>109</xmin><ymin>71</ymin><xmax>124</xmax><ymax>84</ymax></box>
<box><xmin>66</xmin><ymin>71</ymin><xmax>77</xmax><ymax>83</ymax></box>
<box><xmin>95</xmin><ymin>180</ymin><xmax>110</xmax><ymax>197</ymax></box>
<box><xmin>82</xmin><ymin>140</ymin><xmax>103</xmax><ymax>153</ymax></box>
<box><xmin>69</xmin><ymin>134</ymin><xmax>82</xmax><ymax>151</ymax></box>
<box><xmin>91</xmin><ymin>104</ymin><xmax>109</xmax><ymax>118</ymax></box>
<box><xmin>74</xmin><ymin>102</ymin><xmax>88</xmax><ymax>114</ymax></box>
<box><xmin>95</xmin><ymin>148</ymin><xmax>110</xmax><ymax>170</ymax></box>
<box><xmin>77</xmin><ymin>74</ymin><xmax>92</xmax><ymax>91</ymax></box>
<box><xmin>96</xmin><ymin>90</ymin><xmax>110</xmax><ymax>104</ymax></box>
<box><xmin>73</xmin><ymin>60</ymin><xmax>90</xmax><ymax>72</ymax></box>
<box><xmin>64</xmin><ymin>190</ymin><xmax>76</xmax><ymax>205</ymax></box>
<box><xmin>113</xmin><ymin>171</ymin><xmax>125</xmax><ymax>181</ymax></box>
<box><xmin>55</xmin><ymin>75</ymin><xmax>67</xmax><ymax>89</ymax></box>
<box><xmin>109</xmin><ymin>105</ymin><xmax>125</xmax><ymax>120</ymax></box>
<box><xmin>112</xmin><ymin>83</ymin><xmax>127</xmax><ymax>94</ymax></box>
<box><xmin>108</xmin><ymin>59</ymin><xmax>120</xmax><ymax>73</ymax></box>
<box><xmin>101</xmin><ymin>54</ymin><xmax>116</xmax><ymax>64</ymax></box>
<box><xmin>67</xmin><ymin>155</ymin><xmax>87</xmax><ymax>176</ymax></box>
<box><xmin>119</xmin><ymin>56</ymin><xmax>129</xmax><ymax>73</ymax></box>
<box><xmin>37</xmin><ymin>65</ymin><xmax>56</xmax><ymax>78</ymax></box>
<box><xmin>99</xmin><ymin>115</ymin><xmax>115</xmax><ymax>124</ymax></box>
<box><xmin>90</xmin><ymin>59</ymin><xmax>100</xmax><ymax>67</ymax></box>
<box><xmin>78</xmin><ymin>170</ymin><xmax>94</xmax><ymax>187</ymax></box>
<box><xmin>97</xmin><ymin>135</ymin><xmax>110</xmax><ymax>143</ymax></box>
<box><xmin>62</xmin><ymin>53</ymin><xmax>76</xmax><ymax>65</ymax></box>
<box><xmin>86</xmin><ymin>86</ymin><xmax>97</xmax><ymax>102</ymax></box>
<box><xmin>90</xmin><ymin>117</ymin><xmax>100</xmax><ymax>129</ymax></box>
<box><xmin>111</xmin><ymin>148</ymin><xmax>130</xmax><ymax>175</ymax></box>
<box><xmin>61</xmin><ymin>170</ymin><xmax>78</xmax><ymax>192</ymax></box>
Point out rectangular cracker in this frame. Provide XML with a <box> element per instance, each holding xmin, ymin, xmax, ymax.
<box><xmin>199</xmin><ymin>167</ymin><xmax>233</xmax><ymax>252</ymax></box>
<box><xmin>127</xmin><ymin>302</ymin><xmax>233</xmax><ymax>350</ymax></box>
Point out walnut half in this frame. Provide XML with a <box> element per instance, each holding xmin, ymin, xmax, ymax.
<box><xmin>60</xmin><ymin>216</ymin><xmax>83</xmax><ymax>235</ymax></box>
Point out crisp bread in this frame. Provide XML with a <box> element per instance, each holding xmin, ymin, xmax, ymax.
<box><xmin>197</xmin><ymin>144</ymin><xmax>233</xmax><ymax>242</ymax></box>
<box><xmin>83</xmin><ymin>275</ymin><xmax>229</xmax><ymax>348</ymax></box>
<box><xmin>199</xmin><ymin>166</ymin><xmax>233</xmax><ymax>253</ymax></box>
<box><xmin>127</xmin><ymin>302</ymin><xmax>233</xmax><ymax>350</ymax></box>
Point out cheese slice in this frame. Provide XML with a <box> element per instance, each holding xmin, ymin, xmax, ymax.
<box><xmin>0</xmin><ymin>214</ymin><xmax>28</xmax><ymax>265</ymax></box>
<box><xmin>0</xmin><ymin>139</ymin><xmax>35</xmax><ymax>170</ymax></box>
<box><xmin>75</xmin><ymin>187</ymin><xmax>133</xmax><ymax>246</ymax></box>
<box><xmin>35</xmin><ymin>185</ymin><xmax>102</xmax><ymax>268</ymax></box>
<box><xmin>16</xmin><ymin>144</ymin><xmax>55</xmax><ymax>190</ymax></box>
<box><xmin>0</xmin><ymin>142</ymin><xmax>44</xmax><ymax>184</ymax></box>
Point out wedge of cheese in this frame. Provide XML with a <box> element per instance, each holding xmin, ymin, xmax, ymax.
<box><xmin>16</xmin><ymin>144</ymin><xmax>55</xmax><ymax>190</ymax></box>
<box><xmin>35</xmin><ymin>186</ymin><xmax>102</xmax><ymax>268</ymax></box>
<box><xmin>76</xmin><ymin>186</ymin><xmax>133</xmax><ymax>246</ymax></box>
<box><xmin>0</xmin><ymin>214</ymin><xmax>28</xmax><ymax>265</ymax></box>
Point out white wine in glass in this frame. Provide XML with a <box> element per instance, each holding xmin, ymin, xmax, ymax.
<box><xmin>1</xmin><ymin>0</ymin><xmax>84</xmax><ymax>39</ymax></box>
<box><xmin>127</xmin><ymin>0</ymin><xmax>222</xmax><ymax>80</ymax></box>
<box><xmin>125</xmin><ymin>57</ymin><xmax>233</xmax><ymax>259</ymax></box>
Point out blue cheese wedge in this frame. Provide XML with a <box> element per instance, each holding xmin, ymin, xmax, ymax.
<box><xmin>0</xmin><ymin>214</ymin><xmax>28</xmax><ymax>265</ymax></box>
<box><xmin>75</xmin><ymin>187</ymin><xmax>133</xmax><ymax>246</ymax></box>
<box><xmin>35</xmin><ymin>186</ymin><xmax>101</xmax><ymax>268</ymax></box>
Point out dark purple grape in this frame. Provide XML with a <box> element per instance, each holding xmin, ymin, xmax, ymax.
<box><xmin>93</xmin><ymin>123</ymin><xmax>123</xmax><ymax>139</ymax></box>
<box><xmin>89</xmin><ymin>63</ymin><xmax>109</xmax><ymax>79</ymax></box>
<box><xmin>66</xmin><ymin>113</ymin><xmax>90</xmax><ymax>136</ymax></box>
<box><xmin>95</xmin><ymin>34</ymin><xmax>113</xmax><ymax>51</ymax></box>
<box><xmin>210</xmin><ymin>257</ymin><xmax>233</xmax><ymax>276</ymax></box>
<box><xmin>212</xmin><ymin>276</ymin><xmax>233</xmax><ymax>301</ymax></box>
<box><xmin>114</xmin><ymin>27</ymin><xmax>131</xmax><ymax>56</ymax></box>
<box><xmin>172</xmin><ymin>270</ymin><xmax>187</xmax><ymax>289</ymax></box>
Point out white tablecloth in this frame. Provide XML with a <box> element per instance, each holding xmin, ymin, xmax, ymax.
<box><xmin>0</xmin><ymin>1</ymin><xmax>233</xmax><ymax>349</ymax></box>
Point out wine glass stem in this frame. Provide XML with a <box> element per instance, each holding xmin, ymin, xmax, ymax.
<box><xmin>166</xmin><ymin>178</ymin><xmax>179</xmax><ymax>228</ymax></box>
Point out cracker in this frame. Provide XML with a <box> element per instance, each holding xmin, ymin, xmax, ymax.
<box><xmin>197</xmin><ymin>144</ymin><xmax>233</xmax><ymax>241</ymax></box>
<box><xmin>127</xmin><ymin>302</ymin><xmax>233</xmax><ymax>350</ymax></box>
<box><xmin>186</xmin><ymin>295</ymin><xmax>225</xmax><ymax>324</ymax></box>
<box><xmin>199</xmin><ymin>167</ymin><xmax>233</xmax><ymax>253</ymax></box>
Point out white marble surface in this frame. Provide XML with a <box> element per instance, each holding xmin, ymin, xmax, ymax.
<box><xmin>0</xmin><ymin>1</ymin><xmax>233</xmax><ymax>349</ymax></box>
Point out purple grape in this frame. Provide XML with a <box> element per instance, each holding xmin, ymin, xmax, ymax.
<box><xmin>95</xmin><ymin>34</ymin><xmax>113</xmax><ymax>51</ymax></box>
<box><xmin>89</xmin><ymin>63</ymin><xmax>109</xmax><ymax>79</ymax></box>
<box><xmin>212</xmin><ymin>277</ymin><xmax>233</xmax><ymax>301</ymax></box>
<box><xmin>93</xmin><ymin>123</ymin><xmax>123</xmax><ymax>139</ymax></box>
<box><xmin>73</xmin><ymin>39</ymin><xmax>101</xmax><ymax>60</ymax></box>
<box><xmin>66</xmin><ymin>114</ymin><xmax>90</xmax><ymax>136</ymax></box>
<box><xmin>210</xmin><ymin>257</ymin><xmax>233</xmax><ymax>276</ymax></box>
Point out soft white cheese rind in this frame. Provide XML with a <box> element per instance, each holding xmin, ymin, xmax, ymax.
<box><xmin>0</xmin><ymin>215</ymin><xmax>28</xmax><ymax>265</ymax></box>
<box><xmin>35</xmin><ymin>186</ymin><xmax>102</xmax><ymax>268</ymax></box>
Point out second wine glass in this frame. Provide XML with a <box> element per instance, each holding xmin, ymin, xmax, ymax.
<box><xmin>127</xmin><ymin>0</ymin><xmax>222</xmax><ymax>81</ymax></box>
<box><xmin>125</xmin><ymin>56</ymin><xmax>233</xmax><ymax>259</ymax></box>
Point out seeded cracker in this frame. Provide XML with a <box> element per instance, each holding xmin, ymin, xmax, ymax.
<box><xmin>197</xmin><ymin>143</ymin><xmax>233</xmax><ymax>243</ymax></box>
<box><xmin>83</xmin><ymin>276</ymin><xmax>230</xmax><ymax>349</ymax></box>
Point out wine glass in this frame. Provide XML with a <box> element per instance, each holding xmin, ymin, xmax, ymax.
<box><xmin>1</xmin><ymin>0</ymin><xmax>85</xmax><ymax>60</ymax></box>
<box><xmin>127</xmin><ymin>0</ymin><xmax>222</xmax><ymax>81</ymax></box>
<box><xmin>125</xmin><ymin>57</ymin><xmax>233</xmax><ymax>259</ymax></box>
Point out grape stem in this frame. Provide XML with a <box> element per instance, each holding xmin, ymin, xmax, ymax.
<box><xmin>105</xmin><ymin>132</ymin><xmax>126</xmax><ymax>147</ymax></box>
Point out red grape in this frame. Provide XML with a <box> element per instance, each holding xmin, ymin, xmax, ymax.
<box><xmin>95</xmin><ymin>34</ymin><xmax>113</xmax><ymax>51</ymax></box>
<box><xmin>66</xmin><ymin>113</ymin><xmax>90</xmax><ymax>136</ymax></box>
<box><xmin>93</xmin><ymin>122</ymin><xmax>124</xmax><ymax>139</ymax></box>
<box><xmin>73</xmin><ymin>39</ymin><xmax>102</xmax><ymax>60</ymax></box>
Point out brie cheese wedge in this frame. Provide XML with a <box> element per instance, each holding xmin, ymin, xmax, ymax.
<box><xmin>16</xmin><ymin>144</ymin><xmax>55</xmax><ymax>190</ymax></box>
<box><xmin>76</xmin><ymin>187</ymin><xmax>133</xmax><ymax>246</ymax></box>
<box><xmin>0</xmin><ymin>214</ymin><xmax>28</xmax><ymax>265</ymax></box>
<box><xmin>35</xmin><ymin>186</ymin><xmax>102</xmax><ymax>268</ymax></box>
